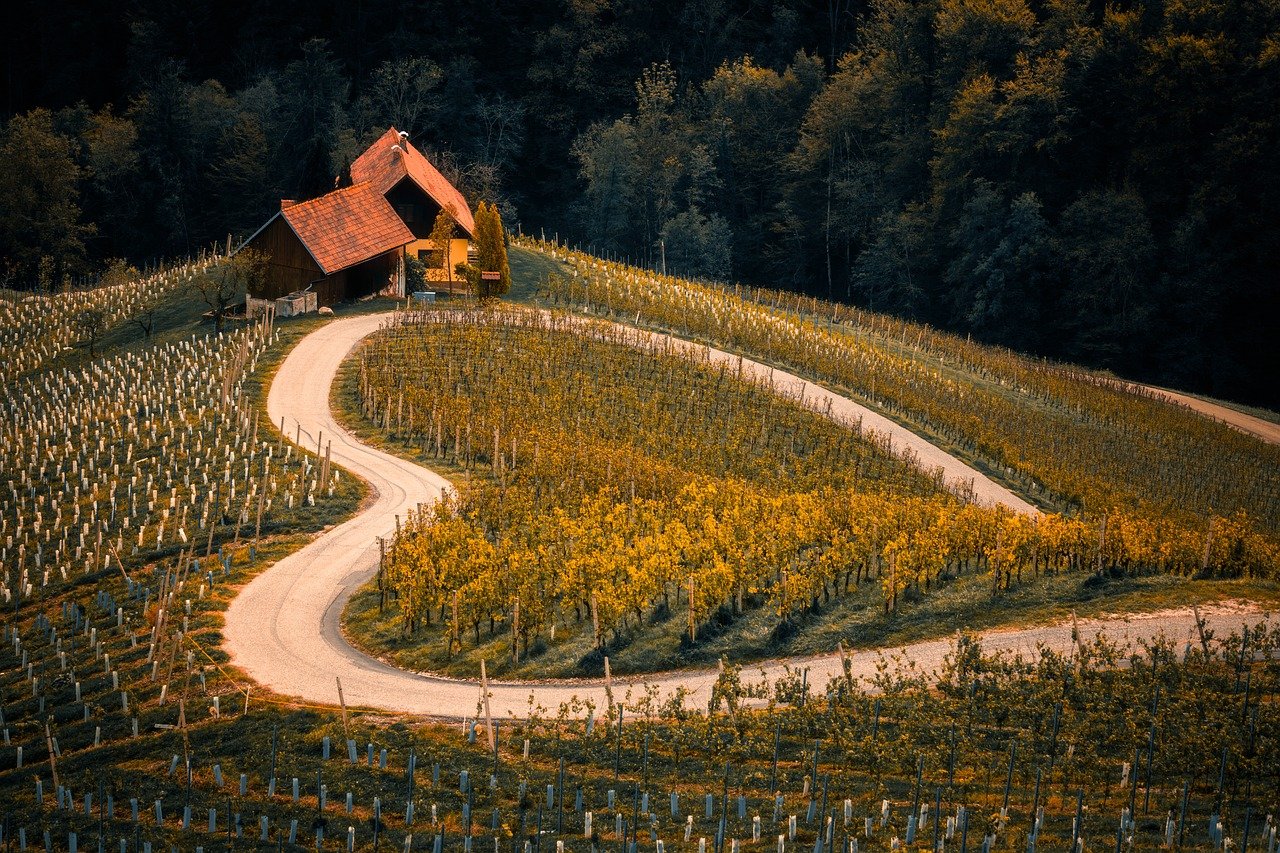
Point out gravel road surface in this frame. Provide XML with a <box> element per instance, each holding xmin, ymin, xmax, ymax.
<box><xmin>1141</xmin><ymin>385</ymin><xmax>1280</xmax><ymax>445</ymax></box>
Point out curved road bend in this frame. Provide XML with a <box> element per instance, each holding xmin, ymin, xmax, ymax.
<box><xmin>1140</xmin><ymin>385</ymin><xmax>1280</xmax><ymax>446</ymax></box>
<box><xmin>223</xmin><ymin>311</ymin><xmax>1271</xmax><ymax>719</ymax></box>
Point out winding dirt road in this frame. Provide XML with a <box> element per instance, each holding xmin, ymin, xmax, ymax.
<box><xmin>1140</xmin><ymin>385</ymin><xmax>1280</xmax><ymax>446</ymax></box>
<box><xmin>222</xmin><ymin>311</ymin><xmax>1271</xmax><ymax>719</ymax></box>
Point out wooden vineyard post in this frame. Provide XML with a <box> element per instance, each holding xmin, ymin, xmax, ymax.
<box><xmin>1193</xmin><ymin>604</ymin><xmax>1210</xmax><ymax>657</ymax></box>
<box><xmin>336</xmin><ymin>677</ymin><xmax>349</xmax><ymax>740</ymax></box>
<box><xmin>511</xmin><ymin>598</ymin><xmax>520</xmax><ymax>665</ymax></box>
<box><xmin>378</xmin><ymin>538</ymin><xmax>386</xmax><ymax>615</ymax></box>
<box><xmin>229</xmin><ymin>484</ymin><xmax>250</xmax><ymax>550</ymax></box>
<box><xmin>253</xmin><ymin>462</ymin><xmax>267</xmax><ymax>548</ymax></box>
<box><xmin>451</xmin><ymin>591</ymin><xmax>461</xmax><ymax>654</ymax></box>
<box><xmin>604</xmin><ymin>656</ymin><xmax>613</xmax><ymax>714</ymax></box>
<box><xmin>769</xmin><ymin>720</ymin><xmax>780</xmax><ymax>797</ymax></box>
<box><xmin>687</xmin><ymin>579</ymin><xmax>696</xmax><ymax>643</ymax></box>
<box><xmin>178</xmin><ymin>699</ymin><xmax>192</xmax><ymax>790</ymax></box>
<box><xmin>480</xmin><ymin>660</ymin><xmax>495</xmax><ymax>751</ymax></box>
<box><xmin>206</xmin><ymin>492</ymin><xmax>218</xmax><ymax>558</ymax></box>
<box><xmin>1070</xmin><ymin>611</ymin><xmax>1083</xmax><ymax>670</ymax></box>
<box><xmin>590</xmin><ymin>593</ymin><xmax>601</xmax><ymax>649</ymax></box>
<box><xmin>890</xmin><ymin>555</ymin><xmax>898</xmax><ymax>612</ymax></box>
<box><xmin>45</xmin><ymin>720</ymin><xmax>60</xmax><ymax>793</ymax></box>
<box><xmin>161</xmin><ymin>634</ymin><xmax>181</xmax><ymax>704</ymax></box>
<box><xmin>837</xmin><ymin>641</ymin><xmax>853</xmax><ymax>692</ymax></box>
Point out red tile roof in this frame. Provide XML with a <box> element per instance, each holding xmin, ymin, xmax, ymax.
<box><xmin>281</xmin><ymin>183</ymin><xmax>414</xmax><ymax>275</ymax></box>
<box><xmin>351</xmin><ymin>127</ymin><xmax>476</xmax><ymax>236</ymax></box>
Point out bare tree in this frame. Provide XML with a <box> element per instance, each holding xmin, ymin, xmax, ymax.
<box><xmin>475</xmin><ymin>94</ymin><xmax>527</xmax><ymax>175</ymax></box>
<box><xmin>359</xmin><ymin>57</ymin><xmax>443</xmax><ymax>139</ymax></box>
<box><xmin>196</xmin><ymin>249</ymin><xmax>266</xmax><ymax>332</ymax></box>
<box><xmin>129</xmin><ymin>294</ymin><xmax>162</xmax><ymax>339</ymax></box>
<box><xmin>73</xmin><ymin>306</ymin><xmax>107</xmax><ymax>357</ymax></box>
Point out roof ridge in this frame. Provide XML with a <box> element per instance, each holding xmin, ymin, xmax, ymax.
<box><xmin>286</xmin><ymin>180</ymin><xmax>376</xmax><ymax>209</ymax></box>
<box><xmin>349</xmin><ymin>126</ymin><xmax>476</xmax><ymax>236</ymax></box>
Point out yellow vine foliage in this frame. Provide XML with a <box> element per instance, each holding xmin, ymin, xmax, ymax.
<box><xmin>527</xmin><ymin>237</ymin><xmax>1280</xmax><ymax>536</ymax></box>
<box><xmin>365</xmin><ymin>308</ymin><xmax>1278</xmax><ymax>655</ymax></box>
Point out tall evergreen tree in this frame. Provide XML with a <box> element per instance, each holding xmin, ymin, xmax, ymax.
<box><xmin>461</xmin><ymin>202</ymin><xmax>510</xmax><ymax>299</ymax></box>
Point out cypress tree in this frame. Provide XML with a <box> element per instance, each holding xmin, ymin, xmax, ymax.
<box><xmin>470</xmin><ymin>202</ymin><xmax>511</xmax><ymax>299</ymax></box>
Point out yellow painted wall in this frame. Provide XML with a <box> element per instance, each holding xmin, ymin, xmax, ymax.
<box><xmin>407</xmin><ymin>237</ymin><xmax>471</xmax><ymax>283</ymax></box>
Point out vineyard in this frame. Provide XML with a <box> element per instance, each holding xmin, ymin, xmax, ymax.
<box><xmin>517</xmin><ymin>239</ymin><xmax>1280</xmax><ymax>537</ymax></box>
<box><xmin>349</xmin><ymin>309</ymin><xmax>1277</xmax><ymax>679</ymax></box>
<box><xmin>2</xmin><ymin>575</ymin><xmax>1277</xmax><ymax>853</ymax></box>
<box><xmin>0</xmin><ymin>262</ymin><xmax>1277</xmax><ymax>850</ymax></box>
<box><xmin>0</xmin><ymin>281</ymin><xmax>357</xmax><ymax>617</ymax></box>
<box><xmin>0</xmin><ymin>262</ymin><xmax>210</xmax><ymax>380</ymax></box>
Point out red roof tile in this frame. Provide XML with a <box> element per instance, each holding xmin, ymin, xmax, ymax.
<box><xmin>351</xmin><ymin>128</ymin><xmax>476</xmax><ymax>236</ymax></box>
<box><xmin>281</xmin><ymin>183</ymin><xmax>414</xmax><ymax>275</ymax></box>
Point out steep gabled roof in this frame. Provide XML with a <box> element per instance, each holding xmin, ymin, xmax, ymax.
<box><xmin>279</xmin><ymin>183</ymin><xmax>414</xmax><ymax>275</ymax></box>
<box><xmin>351</xmin><ymin>127</ymin><xmax>476</xmax><ymax>236</ymax></box>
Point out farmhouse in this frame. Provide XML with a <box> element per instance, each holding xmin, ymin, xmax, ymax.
<box><xmin>240</xmin><ymin>128</ymin><xmax>475</xmax><ymax>310</ymax></box>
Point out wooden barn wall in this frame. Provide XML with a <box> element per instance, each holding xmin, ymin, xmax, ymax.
<box><xmin>312</xmin><ymin>274</ymin><xmax>346</xmax><ymax>307</ymax></box>
<box><xmin>245</xmin><ymin>217</ymin><xmax>324</xmax><ymax>300</ymax></box>
<box><xmin>345</xmin><ymin>252</ymin><xmax>399</xmax><ymax>300</ymax></box>
<box><xmin>385</xmin><ymin>180</ymin><xmax>444</xmax><ymax>239</ymax></box>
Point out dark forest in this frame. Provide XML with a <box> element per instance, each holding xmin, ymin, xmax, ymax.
<box><xmin>4</xmin><ymin>0</ymin><xmax>1278</xmax><ymax>405</ymax></box>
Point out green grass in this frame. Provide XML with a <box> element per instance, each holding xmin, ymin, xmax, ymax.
<box><xmin>506</xmin><ymin>246</ymin><xmax>569</xmax><ymax>305</ymax></box>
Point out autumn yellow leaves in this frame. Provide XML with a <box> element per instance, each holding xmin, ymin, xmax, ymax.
<box><xmin>533</xmin><ymin>239</ymin><xmax>1280</xmax><ymax>537</ymax></box>
<box><xmin>359</xmin><ymin>308</ymin><xmax>1277</xmax><ymax>669</ymax></box>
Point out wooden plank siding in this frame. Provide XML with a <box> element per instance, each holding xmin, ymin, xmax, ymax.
<box><xmin>245</xmin><ymin>216</ymin><xmax>325</xmax><ymax>301</ymax></box>
<box><xmin>243</xmin><ymin>216</ymin><xmax>403</xmax><ymax>307</ymax></box>
<box><xmin>385</xmin><ymin>179</ymin><xmax>444</xmax><ymax>239</ymax></box>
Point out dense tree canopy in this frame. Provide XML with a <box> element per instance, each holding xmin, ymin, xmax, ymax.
<box><xmin>3</xmin><ymin>0</ymin><xmax>1277</xmax><ymax>404</ymax></box>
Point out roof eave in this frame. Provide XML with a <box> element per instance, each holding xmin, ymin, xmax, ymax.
<box><xmin>236</xmin><ymin>211</ymin><xmax>283</xmax><ymax>257</ymax></box>
<box><xmin>324</xmin><ymin>240</ymin><xmax>412</xmax><ymax>275</ymax></box>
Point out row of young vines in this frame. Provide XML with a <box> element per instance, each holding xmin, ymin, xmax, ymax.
<box><xmin>0</xmin><ymin>262</ymin><xmax>354</xmax><ymax>614</ymax></box>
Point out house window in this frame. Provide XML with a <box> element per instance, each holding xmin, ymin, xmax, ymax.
<box><xmin>417</xmin><ymin>250</ymin><xmax>430</xmax><ymax>260</ymax></box>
